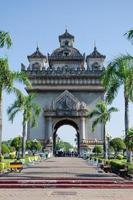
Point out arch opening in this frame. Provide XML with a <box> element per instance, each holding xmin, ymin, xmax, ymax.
<box><xmin>53</xmin><ymin>119</ymin><xmax>80</xmax><ymax>157</ymax></box>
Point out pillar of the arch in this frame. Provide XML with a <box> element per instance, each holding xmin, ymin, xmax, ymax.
<box><xmin>48</xmin><ymin>117</ymin><xmax>52</xmax><ymax>139</ymax></box>
<box><xmin>53</xmin><ymin>131</ymin><xmax>57</xmax><ymax>156</ymax></box>
<box><xmin>76</xmin><ymin>131</ymin><xmax>80</xmax><ymax>156</ymax></box>
<box><xmin>80</xmin><ymin>117</ymin><xmax>85</xmax><ymax>140</ymax></box>
<box><xmin>80</xmin><ymin>117</ymin><xmax>88</xmax><ymax>156</ymax></box>
<box><xmin>45</xmin><ymin>117</ymin><xmax>53</xmax><ymax>156</ymax></box>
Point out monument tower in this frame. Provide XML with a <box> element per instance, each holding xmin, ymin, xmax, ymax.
<box><xmin>21</xmin><ymin>30</ymin><xmax>106</xmax><ymax>155</ymax></box>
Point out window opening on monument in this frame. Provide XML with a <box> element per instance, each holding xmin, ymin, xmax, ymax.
<box><xmin>65</xmin><ymin>41</ymin><xmax>69</xmax><ymax>46</ymax></box>
<box><xmin>64</xmin><ymin>51</ymin><xmax>69</xmax><ymax>56</ymax></box>
<box><xmin>55</xmin><ymin>125</ymin><xmax>78</xmax><ymax>157</ymax></box>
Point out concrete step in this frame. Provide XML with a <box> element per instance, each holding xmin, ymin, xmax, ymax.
<box><xmin>0</xmin><ymin>183</ymin><xmax>133</xmax><ymax>189</ymax></box>
<box><xmin>0</xmin><ymin>179</ymin><xmax>127</xmax><ymax>184</ymax></box>
<box><xmin>0</xmin><ymin>178</ymin><xmax>133</xmax><ymax>189</ymax></box>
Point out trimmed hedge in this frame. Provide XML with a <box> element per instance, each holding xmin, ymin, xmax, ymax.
<box><xmin>116</xmin><ymin>154</ymin><xmax>124</xmax><ymax>160</ymax></box>
<box><xmin>109</xmin><ymin>160</ymin><xmax>126</xmax><ymax>174</ymax></box>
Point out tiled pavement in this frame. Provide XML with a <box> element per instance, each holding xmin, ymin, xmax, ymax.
<box><xmin>0</xmin><ymin>189</ymin><xmax>133</xmax><ymax>200</ymax></box>
<box><xmin>0</xmin><ymin>157</ymin><xmax>118</xmax><ymax>179</ymax></box>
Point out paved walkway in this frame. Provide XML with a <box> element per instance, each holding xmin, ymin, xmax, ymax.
<box><xmin>1</xmin><ymin>157</ymin><xmax>118</xmax><ymax>179</ymax></box>
<box><xmin>1</xmin><ymin>157</ymin><xmax>132</xmax><ymax>200</ymax></box>
<box><xmin>0</xmin><ymin>188</ymin><xmax>133</xmax><ymax>200</ymax></box>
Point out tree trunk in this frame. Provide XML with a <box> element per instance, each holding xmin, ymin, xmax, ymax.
<box><xmin>22</xmin><ymin>120</ymin><xmax>26</xmax><ymax>158</ymax></box>
<box><xmin>0</xmin><ymin>91</ymin><xmax>2</xmax><ymax>156</ymax></box>
<box><xmin>103</xmin><ymin>124</ymin><xmax>108</xmax><ymax>159</ymax></box>
<box><xmin>124</xmin><ymin>94</ymin><xmax>129</xmax><ymax>137</ymax></box>
<box><xmin>124</xmin><ymin>92</ymin><xmax>130</xmax><ymax>162</ymax></box>
<box><xmin>128</xmin><ymin>150</ymin><xmax>132</xmax><ymax>163</ymax></box>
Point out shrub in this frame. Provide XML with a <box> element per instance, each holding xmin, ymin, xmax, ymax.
<box><xmin>116</xmin><ymin>154</ymin><xmax>124</xmax><ymax>160</ymax></box>
<box><xmin>9</xmin><ymin>152</ymin><xmax>16</xmax><ymax>159</ymax></box>
<box><xmin>0</xmin><ymin>154</ymin><xmax>4</xmax><ymax>162</ymax></box>
<box><xmin>0</xmin><ymin>163</ymin><xmax>5</xmax><ymax>171</ymax></box>
<box><xmin>1</xmin><ymin>143</ymin><xmax>10</xmax><ymax>154</ymax></box>
<box><xmin>93</xmin><ymin>145</ymin><xmax>102</xmax><ymax>156</ymax></box>
<box><xmin>110</xmin><ymin>160</ymin><xmax>126</xmax><ymax>173</ymax></box>
<box><xmin>11</xmin><ymin>136</ymin><xmax>22</xmax><ymax>152</ymax></box>
<box><xmin>110</xmin><ymin>138</ymin><xmax>126</xmax><ymax>157</ymax></box>
<box><xmin>9</xmin><ymin>146</ymin><xmax>15</xmax><ymax>152</ymax></box>
<box><xmin>26</xmin><ymin>139</ymin><xmax>42</xmax><ymax>155</ymax></box>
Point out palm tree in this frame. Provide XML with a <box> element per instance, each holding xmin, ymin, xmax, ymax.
<box><xmin>0</xmin><ymin>31</ymin><xmax>12</xmax><ymax>48</ymax></box>
<box><xmin>7</xmin><ymin>93</ymin><xmax>41</xmax><ymax>158</ymax></box>
<box><xmin>0</xmin><ymin>31</ymin><xmax>31</xmax><ymax>155</ymax></box>
<box><xmin>102</xmin><ymin>55</ymin><xmax>133</xmax><ymax>145</ymax></box>
<box><xmin>88</xmin><ymin>101</ymin><xmax>118</xmax><ymax>159</ymax></box>
<box><xmin>125</xmin><ymin>128</ymin><xmax>133</xmax><ymax>163</ymax></box>
<box><xmin>124</xmin><ymin>29</ymin><xmax>133</xmax><ymax>43</ymax></box>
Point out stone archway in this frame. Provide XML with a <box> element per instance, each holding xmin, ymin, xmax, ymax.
<box><xmin>53</xmin><ymin>119</ymin><xmax>80</xmax><ymax>156</ymax></box>
<box><xmin>44</xmin><ymin>90</ymin><xmax>90</xmax><ymax>155</ymax></box>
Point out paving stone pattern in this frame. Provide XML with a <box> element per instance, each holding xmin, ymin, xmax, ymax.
<box><xmin>0</xmin><ymin>188</ymin><xmax>133</xmax><ymax>200</ymax></box>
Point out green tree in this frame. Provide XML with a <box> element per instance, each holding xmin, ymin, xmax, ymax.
<box><xmin>110</xmin><ymin>137</ymin><xmax>126</xmax><ymax>158</ymax></box>
<box><xmin>93</xmin><ymin>145</ymin><xmax>102</xmax><ymax>156</ymax></box>
<box><xmin>124</xmin><ymin>29</ymin><xmax>133</xmax><ymax>43</ymax></box>
<box><xmin>102</xmin><ymin>55</ymin><xmax>133</xmax><ymax>161</ymax></box>
<box><xmin>0</xmin><ymin>31</ymin><xmax>31</xmax><ymax>155</ymax></box>
<box><xmin>125</xmin><ymin>128</ymin><xmax>133</xmax><ymax>162</ymax></box>
<box><xmin>0</xmin><ymin>31</ymin><xmax>12</xmax><ymax>48</ymax></box>
<box><xmin>102</xmin><ymin>55</ymin><xmax>133</xmax><ymax>134</ymax></box>
<box><xmin>8</xmin><ymin>93</ymin><xmax>41</xmax><ymax>158</ymax></box>
<box><xmin>56</xmin><ymin>139</ymin><xmax>73</xmax><ymax>152</ymax></box>
<box><xmin>8</xmin><ymin>146</ymin><xmax>15</xmax><ymax>152</ymax></box>
<box><xmin>1</xmin><ymin>143</ymin><xmax>10</xmax><ymax>155</ymax></box>
<box><xmin>26</xmin><ymin>139</ymin><xmax>42</xmax><ymax>155</ymax></box>
<box><xmin>10</xmin><ymin>136</ymin><xmax>22</xmax><ymax>159</ymax></box>
<box><xmin>88</xmin><ymin>101</ymin><xmax>118</xmax><ymax>159</ymax></box>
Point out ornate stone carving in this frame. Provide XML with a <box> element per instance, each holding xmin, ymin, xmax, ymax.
<box><xmin>53</xmin><ymin>90</ymin><xmax>79</xmax><ymax>110</ymax></box>
<box><xmin>52</xmin><ymin>90</ymin><xmax>88</xmax><ymax>113</ymax></box>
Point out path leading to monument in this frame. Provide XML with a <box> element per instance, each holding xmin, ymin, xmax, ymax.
<box><xmin>1</xmin><ymin>157</ymin><xmax>118</xmax><ymax>179</ymax></box>
<box><xmin>1</xmin><ymin>157</ymin><xmax>133</xmax><ymax>191</ymax></box>
<box><xmin>20</xmin><ymin>157</ymin><xmax>114</xmax><ymax>178</ymax></box>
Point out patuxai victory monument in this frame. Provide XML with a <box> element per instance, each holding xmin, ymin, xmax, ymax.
<box><xmin>21</xmin><ymin>29</ymin><xmax>106</xmax><ymax>155</ymax></box>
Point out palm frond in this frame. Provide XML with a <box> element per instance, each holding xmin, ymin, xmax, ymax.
<box><xmin>124</xmin><ymin>29</ymin><xmax>133</xmax><ymax>43</ymax></box>
<box><xmin>89</xmin><ymin>100</ymin><xmax>118</xmax><ymax>132</ymax></box>
<box><xmin>13</xmin><ymin>71</ymin><xmax>31</xmax><ymax>88</ymax></box>
<box><xmin>105</xmin><ymin>78</ymin><xmax>120</xmax><ymax>104</ymax></box>
<box><xmin>96</xmin><ymin>101</ymin><xmax>107</xmax><ymax>112</ymax></box>
<box><xmin>101</xmin><ymin>63</ymin><xmax>116</xmax><ymax>87</ymax></box>
<box><xmin>8</xmin><ymin>108</ymin><xmax>20</xmax><ymax>123</ymax></box>
<box><xmin>31</xmin><ymin>116</ymin><xmax>37</xmax><ymax>128</ymax></box>
<box><xmin>88</xmin><ymin>110</ymin><xmax>101</xmax><ymax>118</ymax></box>
<box><xmin>7</xmin><ymin>100</ymin><xmax>20</xmax><ymax>114</ymax></box>
<box><xmin>92</xmin><ymin>118</ymin><xmax>101</xmax><ymax>132</ymax></box>
<box><xmin>0</xmin><ymin>31</ymin><xmax>12</xmax><ymax>48</ymax></box>
<box><xmin>108</xmin><ymin>107</ymin><xmax>118</xmax><ymax>113</ymax></box>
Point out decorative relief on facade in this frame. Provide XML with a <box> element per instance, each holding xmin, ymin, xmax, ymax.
<box><xmin>53</xmin><ymin>90</ymin><xmax>80</xmax><ymax>111</ymax></box>
<box><xmin>44</xmin><ymin>90</ymin><xmax>89</xmax><ymax>117</ymax></box>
